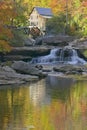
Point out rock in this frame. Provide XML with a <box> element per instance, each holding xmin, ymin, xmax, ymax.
<box><xmin>35</xmin><ymin>37</ymin><xmax>43</xmax><ymax>45</ymax></box>
<box><xmin>24</xmin><ymin>38</ymin><xmax>35</xmax><ymax>46</ymax></box>
<box><xmin>35</xmin><ymin>35</ymin><xmax>74</xmax><ymax>46</ymax></box>
<box><xmin>69</xmin><ymin>38</ymin><xmax>87</xmax><ymax>49</ymax></box>
<box><xmin>35</xmin><ymin>65</ymin><xmax>43</xmax><ymax>70</ymax></box>
<box><xmin>53</xmin><ymin>64</ymin><xmax>87</xmax><ymax>75</ymax></box>
<box><xmin>5</xmin><ymin>46</ymin><xmax>51</xmax><ymax>61</ymax></box>
<box><xmin>0</xmin><ymin>79</ymin><xmax>25</xmax><ymax>85</ymax></box>
<box><xmin>2</xmin><ymin>66</ymin><xmax>16</xmax><ymax>73</ymax></box>
<box><xmin>11</xmin><ymin>61</ymin><xmax>46</xmax><ymax>77</ymax></box>
<box><xmin>4</xmin><ymin>55</ymin><xmax>32</xmax><ymax>61</ymax></box>
<box><xmin>0</xmin><ymin>65</ymin><xmax>38</xmax><ymax>85</ymax></box>
<box><xmin>41</xmin><ymin>65</ymin><xmax>53</xmax><ymax>72</ymax></box>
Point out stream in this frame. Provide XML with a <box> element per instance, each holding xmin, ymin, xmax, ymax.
<box><xmin>31</xmin><ymin>47</ymin><xmax>87</xmax><ymax>65</ymax></box>
<box><xmin>0</xmin><ymin>76</ymin><xmax>87</xmax><ymax>130</ymax></box>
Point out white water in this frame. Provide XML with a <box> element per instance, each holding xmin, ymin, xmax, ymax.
<box><xmin>31</xmin><ymin>48</ymin><xmax>59</xmax><ymax>64</ymax></box>
<box><xmin>68</xmin><ymin>49</ymin><xmax>86</xmax><ymax>64</ymax></box>
<box><xmin>31</xmin><ymin>48</ymin><xmax>87</xmax><ymax>65</ymax></box>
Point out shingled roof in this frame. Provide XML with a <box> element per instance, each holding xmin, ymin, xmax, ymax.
<box><xmin>34</xmin><ymin>7</ymin><xmax>53</xmax><ymax>17</ymax></box>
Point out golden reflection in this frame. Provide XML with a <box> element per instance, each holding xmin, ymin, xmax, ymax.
<box><xmin>0</xmin><ymin>79</ymin><xmax>87</xmax><ymax>130</ymax></box>
<box><xmin>29</xmin><ymin>79</ymin><xmax>46</xmax><ymax>106</ymax></box>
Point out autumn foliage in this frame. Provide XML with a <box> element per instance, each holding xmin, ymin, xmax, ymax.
<box><xmin>0</xmin><ymin>0</ymin><xmax>87</xmax><ymax>53</ymax></box>
<box><xmin>49</xmin><ymin>0</ymin><xmax>87</xmax><ymax>36</ymax></box>
<box><xmin>0</xmin><ymin>1</ymin><xmax>16</xmax><ymax>53</ymax></box>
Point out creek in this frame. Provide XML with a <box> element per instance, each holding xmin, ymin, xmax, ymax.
<box><xmin>31</xmin><ymin>47</ymin><xmax>87</xmax><ymax>65</ymax></box>
<box><xmin>0</xmin><ymin>46</ymin><xmax>87</xmax><ymax>130</ymax></box>
<box><xmin>0</xmin><ymin>76</ymin><xmax>87</xmax><ymax>130</ymax></box>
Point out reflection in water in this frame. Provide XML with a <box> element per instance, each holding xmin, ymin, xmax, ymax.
<box><xmin>29</xmin><ymin>79</ymin><xmax>49</xmax><ymax>106</ymax></box>
<box><xmin>0</xmin><ymin>77</ymin><xmax>87</xmax><ymax>130</ymax></box>
<box><xmin>46</xmin><ymin>75</ymin><xmax>75</xmax><ymax>101</ymax></box>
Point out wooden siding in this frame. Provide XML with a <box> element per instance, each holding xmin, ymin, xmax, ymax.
<box><xmin>29</xmin><ymin>8</ymin><xmax>49</xmax><ymax>32</ymax></box>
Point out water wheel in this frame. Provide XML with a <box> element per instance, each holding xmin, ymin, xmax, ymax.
<box><xmin>30</xmin><ymin>27</ymin><xmax>41</xmax><ymax>38</ymax></box>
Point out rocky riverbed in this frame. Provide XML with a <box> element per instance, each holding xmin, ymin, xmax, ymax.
<box><xmin>0</xmin><ymin>65</ymin><xmax>38</xmax><ymax>85</ymax></box>
<box><xmin>1</xmin><ymin>61</ymin><xmax>87</xmax><ymax>85</ymax></box>
<box><xmin>0</xmin><ymin>35</ymin><xmax>87</xmax><ymax>85</ymax></box>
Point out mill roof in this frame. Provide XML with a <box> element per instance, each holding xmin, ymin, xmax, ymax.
<box><xmin>34</xmin><ymin>7</ymin><xmax>53</xmax><ymax>17</ymax></box>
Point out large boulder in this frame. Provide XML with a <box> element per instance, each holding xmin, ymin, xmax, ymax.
<box><xmin>35</xmin><ymin>35</ymin><xmax>74</xmax><ymax>46</ymax></box>
<box><xmin>69</xmin><ymin>38</ymin><xmax>87</xmax><ymax>49</ymax></box>
<box><xmin>11</xmin><ymin>61</ymin><xmax>46</xmax><ymax>77</ymax></box>
<box><xmin>5</xmin><ymin>46</ymin><xmax>51</xmax><ymax>61</ymax></box>
<box><xmin>0</xmin><ymin>66</ymin><xmax>38</xmax><ymax>85</ymax></box>
<box><xmin>53</xmin><ymin>64</ymin><xmax>87</xmax><ymax>74</ymax></box>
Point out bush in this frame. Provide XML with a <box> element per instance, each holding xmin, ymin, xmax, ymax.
<box><xmin>10</xmin><ymin>28</ymin><xmax>28</xmax><ymax>47</ymax></box>
<box><xmin>46</xmin><ymin>14</ymin><xmax>66</xmax><ymax>35</ymax></box>
<box><xmin>46</xmin><ymin>14</ymin><xmax>87</xmax><ymax>37</ymax></box>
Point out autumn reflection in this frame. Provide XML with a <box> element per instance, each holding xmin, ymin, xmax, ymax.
<box><xmin>44</xmin><ymin>77</ymin><xmax>87</xmax><ymax>130</ymax></box>
<box><xmin>0</xmin><ymin>78</ymin><xmax>87</xmax><ymax>130</ymax></box>
<box><xmin>29</xmin><ymin>79</ymin><xmax>49</xmax><ymax>106</ymax></box>
<box><xmin>46</xmin><ymin>75</ymin><xmax>74</xmax><ymax>101</ymax></box>
<box><xmin>0</xmin><ymin>85</ymin><xmax>31</xmax><ymax>130</ymax></box>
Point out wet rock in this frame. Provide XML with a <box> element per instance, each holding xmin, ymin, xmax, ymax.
<box><xmin>4</xmin><ymin>55</ymin><xmax>32</xmax><ymax>62</ymax></box>
<box><xmin>0</xmin><ymin>65</ymin><xmax>38</xmax><ymax>85</ymax></box>
<box><xmin>35</xmin><ymin>35</ymin><xmax>74</xmax><ymax>46</ymax></box>
<box><xmin>69</xmin><ymin>38</ymin><xmax>87</xmax><ymax>49</ymax></box>
<box><xmin>11</xmin><ymin>61</ymin><xmax>46</xmax><ymax>77</ymax></box>
<box><xmin>5</xmin><ymin>46</ymin><xmax>51</xmax><ymax>61</ymax></box>
<box><xmin>53</xmin><ymin>64</ymin><xmax>87</xmax><ymax>75</ymax></box>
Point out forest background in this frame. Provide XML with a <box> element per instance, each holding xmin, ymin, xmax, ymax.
<box><xmin>0</xmin><ymin>0</ymin><xmax>87</xmax><ymax>53</ymax></box>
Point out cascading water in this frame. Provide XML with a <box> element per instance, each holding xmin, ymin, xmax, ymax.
<box><xmin>31</xmin><ymin>48</ymin><xmax>87</xmax><ymax>65</ymax></box>
<box><xmin>69</xmin><ymin>49</ymin><xmax>86</xmax><ymax>64</ymax></box>
<box><xmin>31</xmin><ymin>48</ymin><xmax>59</xmax><ymax>64</ymax></box>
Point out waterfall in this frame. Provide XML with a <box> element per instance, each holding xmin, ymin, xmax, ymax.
<box><xmin>31</xmin><ymin>48</ymin><xmax>59</xmax><ymax>64</ymax></box>
<box><xmin>31</xmin><ymin>48</ymin><xmax>87</xmax><ymax>65</ymax></box>
<box><xmin>69</xmin><ymin>49</ymin><xmax>86</xmax><ymax>64</ymax></box>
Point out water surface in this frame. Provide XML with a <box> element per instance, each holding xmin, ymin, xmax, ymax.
<box><xmin>0</xmin><ymin>76</ymin><xmax>87</xmax><ymax>130</ymax></box>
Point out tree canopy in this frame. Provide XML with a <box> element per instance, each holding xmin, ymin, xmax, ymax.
<box><xmin>0</xmin><ymin>1</ymin><xmax>16</xmax><ymax>53</ymax></box>
<box><xmin>49</xmin><ymin>0</ymin><xmax>87</xmax><ymax>36</ymax></box>
<box><xmin>0</xmin><ymin>0</ymin><xmax>87</xmax><ymax>53</ymax></box>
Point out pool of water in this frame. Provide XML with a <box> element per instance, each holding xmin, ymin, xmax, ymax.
<box><xmin>0</xmin><ymin>76</ymin><xmax>87</xmax><ymax>130</ymax></box>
